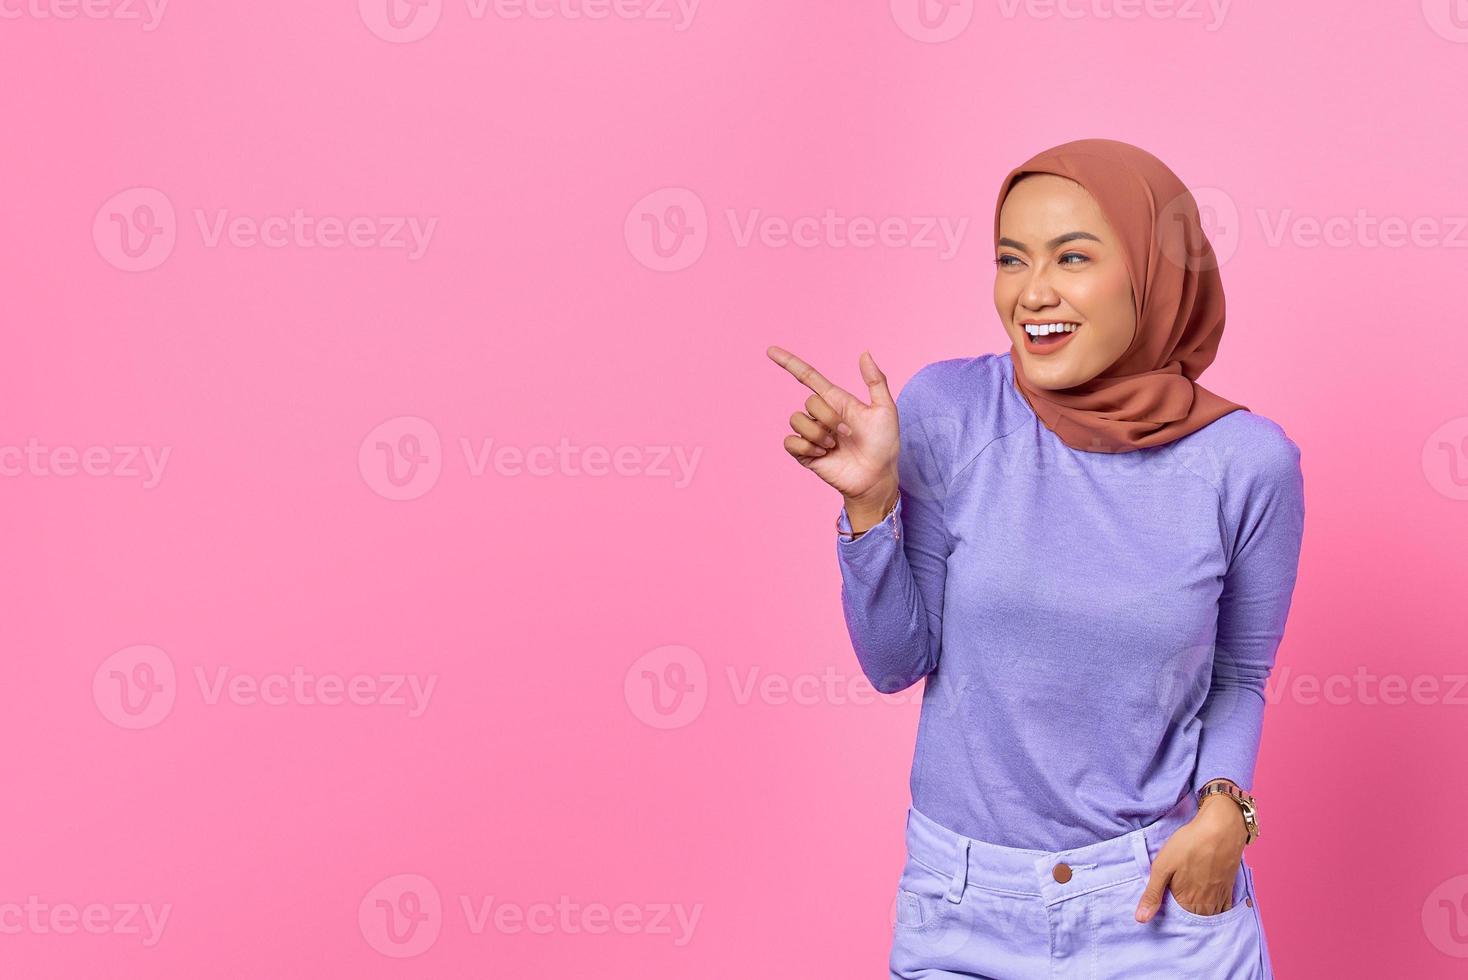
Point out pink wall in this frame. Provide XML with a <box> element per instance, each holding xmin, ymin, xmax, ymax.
<box><xmin>3</xmin><ymin>2</ymin><xmax>1467</xmax><ymax>976</ymax></box>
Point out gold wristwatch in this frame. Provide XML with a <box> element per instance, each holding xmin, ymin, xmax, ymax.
<box><xmin>1197</xmin><ymin>780</ymin><xmax>1260</xmax><ymax>846</ymax></box>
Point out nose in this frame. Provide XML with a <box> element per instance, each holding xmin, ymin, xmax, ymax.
<box><xmin>1018</xmin><ymin>263</ymin><xmax>1061</xmax><ymax>311</ymax></box>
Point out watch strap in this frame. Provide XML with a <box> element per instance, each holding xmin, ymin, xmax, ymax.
<box><xmin>1197</xmin><ymin>781</ymin><xmax>1260</xmax><ymax>846</ymax></box>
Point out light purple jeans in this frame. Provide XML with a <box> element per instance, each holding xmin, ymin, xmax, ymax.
<box><xmin>890</xmin><ymin>791</ymin><xmax>1273</xmax><ymax>978</ymax></box>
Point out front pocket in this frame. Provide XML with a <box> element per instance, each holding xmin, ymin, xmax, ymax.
<box><xmin>893</xmin><ymin>854</ymin><xmax>952</xmax><ymax>931</ymax></box>
<box><xmin>895</xmin><ymin>888</ymin><xmax>931</xmax><ymax>929</ymax></box>
<box><xmin>1162</xmin><ymin>859</ymin><xmax>1253</xmax><ymax>926</ymax></box>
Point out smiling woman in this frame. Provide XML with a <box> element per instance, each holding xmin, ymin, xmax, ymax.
<box><xmin>994</xmin><ymin>181</ymin><xmax>1136</xmax><ymax>382</ymax></box>
<box><xmin>768</xmin><ymin>138</ymin><xmax>1303</xmax><ymax>979</ymax></box>
<box><xmin>988</xmin><ymin>142</ymin><xmax>1247</xmax><ymax>454</ymax></box>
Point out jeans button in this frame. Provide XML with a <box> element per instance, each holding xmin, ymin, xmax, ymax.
<box><xmin>1052</xmin><ymin>863</ymin><xmax>1072</xmax><ymax>883</ymax></box>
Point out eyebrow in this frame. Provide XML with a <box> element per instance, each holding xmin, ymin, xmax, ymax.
<box><xmin>996</xmin><ymin>231</ymin><xmax>1102</xmax><ymax>252</ymax></box>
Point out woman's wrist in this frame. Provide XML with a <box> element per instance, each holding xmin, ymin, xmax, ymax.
<box><xmin>1194</xmin><ymin>780</ymin><xmax>1253</xmax><ymax>844</ymax></box>
<box><xmin>843</xmin><ymin>482</ymin><xmax>900</xmax><ymax>535</ymax></box>
<box><xmin>1196</xmin><ymin>795</ymin><xmax>1249</xmax><ymax>843</ymax></box>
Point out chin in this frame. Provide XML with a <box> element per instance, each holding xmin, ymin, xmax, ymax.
<box><xmin>1016</xmin><ymin>352</ymin><xmax>1085</xmax><ymax>390</ymax></box>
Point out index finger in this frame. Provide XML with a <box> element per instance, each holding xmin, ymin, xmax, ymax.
<box><xmin>766</xmin><ymin>345</ymin><xmax>843</xmax><ymax>398</ymax></box>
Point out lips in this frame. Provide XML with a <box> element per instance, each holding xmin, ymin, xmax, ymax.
<box><xmin>1021</xmin><ymin>322</ymin><xmax>1081</xmax><ymax>355</ymax></box>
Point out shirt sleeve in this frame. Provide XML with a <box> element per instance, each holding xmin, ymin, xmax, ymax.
<box><xmin>834</xmin><ymin>378</ymin><xmax>953</xmax><ymax>695</ymax></box>
<box><xmin>1191</xmin><ymin>433</ymin><xmax>1306</xmax><ymax>794</ymax></box>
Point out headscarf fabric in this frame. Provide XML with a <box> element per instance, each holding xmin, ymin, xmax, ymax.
<box><xmin>993</xmin><ymin>138</ymin><xmax>1247</xmax><ymax>454</ymax></box>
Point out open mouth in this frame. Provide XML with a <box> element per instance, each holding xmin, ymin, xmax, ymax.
<box><xmin>1022</xmin><ymin>321</ymin><xmax>1080</xmax><ymax>353</ymax></box>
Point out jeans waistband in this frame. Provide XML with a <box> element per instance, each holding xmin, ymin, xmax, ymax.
<box><xmin>904</xmin><ymin>791</ymin><xmax>1197</xmax><ymax>907</ymax></box>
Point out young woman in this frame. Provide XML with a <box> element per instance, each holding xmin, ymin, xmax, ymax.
<box><xmin>767</xmin><ymin>138</ymin><xmax>1304</xmax><ymax>978</ymax></box>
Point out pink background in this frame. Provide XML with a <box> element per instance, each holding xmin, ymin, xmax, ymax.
<box><xmin>4</xmin><ymin>1</ymin><xmax>1468</xmax><ymax>976</ymax></box>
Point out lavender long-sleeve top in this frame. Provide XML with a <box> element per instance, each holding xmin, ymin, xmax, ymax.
<box><xmin>835</xmin><ymin>351</ymin><xmax>1305</xmax><ymax>851</ymax></box>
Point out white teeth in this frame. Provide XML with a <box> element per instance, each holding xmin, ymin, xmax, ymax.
<box><xmin>1023</xmin><ymin>322</ymin><xmax>1079</xmax><ymax>336</ymax></box>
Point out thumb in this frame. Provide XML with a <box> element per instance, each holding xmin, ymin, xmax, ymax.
<box><xmin>859</xmin><ymin>350</ymin><xmax>894</xmax><ymax>407</ymax></box>
<box><xmin>1135</xmin><ymin>864</ymin><xmax>1171</xmax><ymax>923</ymax></box>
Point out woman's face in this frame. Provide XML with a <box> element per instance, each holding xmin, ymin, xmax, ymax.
<box><xmin>994</xmin><ymin>174</ymin><xmax>1137</xmax><ymax>390</ymax></box>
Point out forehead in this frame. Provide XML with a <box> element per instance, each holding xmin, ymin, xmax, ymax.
<box><xmin>998</xmin><ymin>174</ymin><xmax>1110</xmax><ymax>233</ymax></box>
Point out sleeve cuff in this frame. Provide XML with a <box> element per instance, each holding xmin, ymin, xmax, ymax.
<box><xmin>836</xmin><ymin>492</ymin><xmax>902</xmax><ymax>544</ymax></box>
<box><xmin>1192</xmin><ymin>771</ymin><xmax>1246</xmax><ymax>795</ymax></box>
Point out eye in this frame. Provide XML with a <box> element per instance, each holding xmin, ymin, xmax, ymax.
<box><xmin>1058</xmin><ymin>251</ymin><xmax>1089</xmax><ymax>265</ymax></box>
<box><xmin>994</xmin><ymin>255</ymin><xmax>1021</xmax><ymax>268</ymax></box>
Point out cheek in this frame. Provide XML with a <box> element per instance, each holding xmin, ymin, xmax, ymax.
<box><xmin>993</xmin><ymin>281</ymin><xmax>1019</xmax><ymax>318</ymax></box>
<box><xmin>1074</xmin><ymin>280</ymin><xmax>1134</xmax><ymax>351</ymax></box>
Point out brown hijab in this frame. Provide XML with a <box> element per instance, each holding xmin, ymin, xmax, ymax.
<box><xmin>993</xmin><ymin>138</ymin><xmax>1247</xmax><ymax>454</ymax></box>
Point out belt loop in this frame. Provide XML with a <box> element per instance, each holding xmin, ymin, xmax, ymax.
<box><xmin>1130</xmin><ymin>830</ymin><xmax>1152</xmax><ymax>878</ymax></box>
<box><xmin>945</xmin><ymin>837</ymin><xmax>970</xmax><ymax>903</ymax></box>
